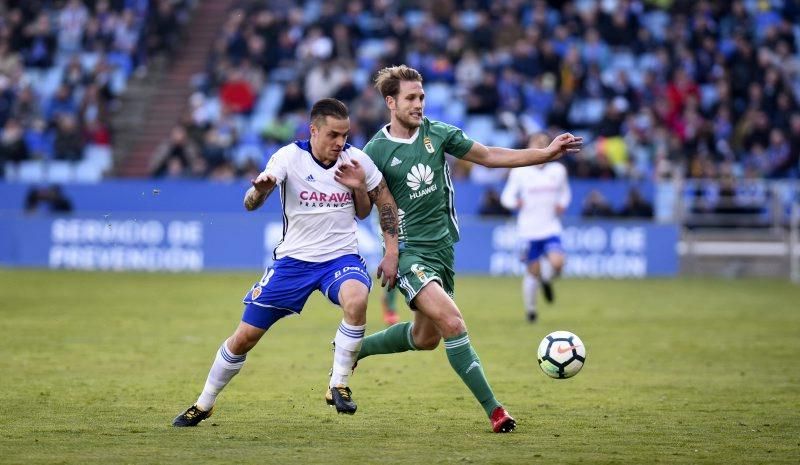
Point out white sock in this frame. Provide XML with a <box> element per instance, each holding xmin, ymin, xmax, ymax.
<box><xmin>330</xmin><ymin>320</ymin><xmax>365</xmax><ymax>388</ymax></box>
<box><xmin>540</xmin><ymin>259</ymin><xmax>554</xmax><ymax>282</ymax></box>
<box><xmin>196</xmin><ymin>340</ymin><xmax>247</xmax><ymax>411</ymax></box>
<box><xmin>523</xmin><ymin>273</ymin><xmax>538</xmax><ymax>315</ymax></box>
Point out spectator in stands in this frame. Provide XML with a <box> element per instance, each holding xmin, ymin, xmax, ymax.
<box><xmin>24</xmin><ymin>118</ymin><xmax>54</xmax><ymax>160</ymax></box>
<box><xmin>57</xmin><ymin>0</ymin><xmax>90</xmax><ymax>54</ymax></box>
<box><xmin>22</xmin><ymin>13</ymin><xmax>56</xmax><ymax>69</ymax></box>
<box><xmin>147</xmin><ymin>0</ymin><xmax>180</xmax><ymax>57</ymax></box>
<box><xmin>0</xmin><ymin>118</ymin><xmax>30</xmax><ymax>169</ymax></box>
<box><xmin>478</xmin><ymin>188</ymin><xmax>512</xmax><ymax>218</ymax></box>
<box><xmin>618</xmin><ymin>187</ymin><xmax>654</xmax><ymax>219</ymax></box>
<box><xmin>45</xmin><ymin>84</ymin><xmax>78</xmax><ymax>124</ymax></box>
<box><xmin>765</xmin><ymin>128</ymin><xmax>792</xmax><ymax>178</ymax></box>
<box><xmin>581</xmin><ymin>190</ymin><xmax>615</xmax><ymax>218</ymax></box>
<box><xmin>278</xmin><ymin>81</ymin><xmax>307</xmax><ymax>116</ymax></box>
<box><xmin>466</xmin><ymin>73</ymin><xmax>500</xmax><ymax>116</ymax></box>
<box><xmin>24</xmin><ymin>184</ymin><xmax>73</xmax><ymax>214</ymax></box>
<box><xmin>0</xmin><ymin>40</ymin><xmax>22</xmax><ymax>77</ymax></box>
<box><xmin>53</xmin><ymin>114</ymin><xmax>83</xmax><ymax>162</ymax></box>
<box><xmin>151</xmin><ymin>125</ymin><xmax>200</xmax><ymax>178</ymax></box>
<box><xmin>12</xmin><ymin>85</ymin><xmax>41</xmax><ymax>126</ymax></box>
<box><xmin>144</xmin><ymin>0</ymin><xmax>800</xmax><ymax>187</ymax></box>
<box><xmin>219</xmin><ymin>67</ymin><xmax>256</xmax><ymax>115</ymax></box>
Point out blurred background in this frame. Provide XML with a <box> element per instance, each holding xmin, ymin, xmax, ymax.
<box><xmin>0</xmin><ymin>0</ymin><xmax>798</xmax><ymax>281</ymax></box>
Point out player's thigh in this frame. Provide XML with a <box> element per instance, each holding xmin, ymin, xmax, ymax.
<box><xmin>542</xmin><ymin>236</ymin><xmax>565</xmax><ymax>267</ymax></box>
<box><xmin>413</xmin><ymin>281</ymin><xmax>466</xmax><ymax>339</ymax></box>
<box><xmin>547</xmin><ymin>250</ymin><xmax>566</xmax><ymax>270</ymax></box>
<box><xmin>319</xmin><ymin>254</ymin><xmax>372</xmax><ymax>309</ymax></box>
<box><xmin>241</xmin><ymin>258</ymin><xmax>319</xmax><ymax>331</ymax></box>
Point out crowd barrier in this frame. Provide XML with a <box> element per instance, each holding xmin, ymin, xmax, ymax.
<box><xmin>0</xmin><ymin>210</ymin><xmax>678</xmax><ymax>277</ymax></box>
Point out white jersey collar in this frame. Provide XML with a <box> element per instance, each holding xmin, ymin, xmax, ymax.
<box><xmin>381</xmin><ymin>124</ymin><xmax>420</xmax><ymax>144</ymax></box>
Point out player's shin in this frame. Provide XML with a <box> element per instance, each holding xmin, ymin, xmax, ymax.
<box><xmin>540</xmin><ymin>258</ymin><xmax>554</xmax><ymax>282</ymax></box>
<box><xmin>357</xmin><ymin>321</ymin><xmax>417</xmax><ymax>360</ymax></box>
<box><xmin>330</xmin><ymin>320</ymin><xmax>365</xmax><ymax>387</ymax></box>
<box><xmin>196</xmin><ymin>341</ymin><xmax>247</xmax><ymax>411</ymax></box>
<box><xmin>523</xmin><ymin>273</ymin><xmax>538</xmax><ymax>317</ymax></box>
<box><xmin>444</xmin><ymin>332</ymin><xmax>501</xmax><ymax>417</ymax></box>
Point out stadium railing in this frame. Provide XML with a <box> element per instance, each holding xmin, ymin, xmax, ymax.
<box><xmin>677</xmin><ymin>178</ymin><xmax>800</xmax><ymax>280</ymax></box>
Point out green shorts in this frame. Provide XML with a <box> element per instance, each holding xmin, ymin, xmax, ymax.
<box><xmin>395</xmin><ymin>246</ymin><xmax>455</xmax><ymax>308</ymax></box>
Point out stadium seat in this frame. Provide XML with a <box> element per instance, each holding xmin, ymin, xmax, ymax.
<box><xmin>74</xmin><ymin>159</ymin><xmax>104</xmax><ymax>183</ymax></box>
<box><xmin>17</xmin><ymin>160</ymin><xmax>46</xmax><ymax>183</ymax></box>
<box><xmin>3</xmin><ymin>162</ymin><xmax>18</xmax><ymax>181</ymax></box>
<box><xmin>83</xmin><ymin>145</ymin><xmax>113</xmax><ymax>173</ymax></box>
<box><xmin>46</xmin><ymin>161</ymin><xmax>74</xmax><ymax>183</ymax></box>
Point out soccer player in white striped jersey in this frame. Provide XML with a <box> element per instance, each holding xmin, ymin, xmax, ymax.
<box><xmin>501</xmin><ymin>133</ymin><xmax>571</xmax><ymax>323</ymax></box>
<box><xmin>173</xmin><ymin>98</ymin><xmax>399</xmax><ymax>426</ymax></box>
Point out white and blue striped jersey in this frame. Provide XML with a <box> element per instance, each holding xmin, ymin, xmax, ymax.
<box><xmin>263</xmin><ymin>140</ymin><xmax>382</xmax><ymax>262</ymax></box>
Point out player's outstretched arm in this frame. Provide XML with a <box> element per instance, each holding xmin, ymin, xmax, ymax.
<box><xmin>368</xmin><ymin>179</ymin><xmax>399</xmax><ymax>289</ymax></box>
<box><xmin>334</xmin><ymin>159</ymin><xmax>371</xmax><ymax>219</ymax></box>
<box><xmin>462</xmin><ymin>133</ymin><xmax>583</xmax><ymax>168</ymax></box>
<box><xmin>244</xmin><ymin>172</ymin><xmax>277</xmax><ymax>211</ymax></box>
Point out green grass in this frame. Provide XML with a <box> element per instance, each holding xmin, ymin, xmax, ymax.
<box><xmin>1</xmin><ymin>270</ymin><xmax>798</xmax><ymax>464</ymax></box>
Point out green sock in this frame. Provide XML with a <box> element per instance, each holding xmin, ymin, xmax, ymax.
<box><xmin>444</xmin><ymin>332</ymin><xmax>501</xmax><ymax>417</ymax></box>
<box><xmin>357</xmin><ymin>322</ymin><xmax>416</xmax><ymax>360</ymax></box>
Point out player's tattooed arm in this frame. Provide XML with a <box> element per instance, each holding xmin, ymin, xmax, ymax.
<box><xmin>244</xmin><ymin>172</ymin><xmax>277</xmax><ymax>211</ymax></box>
<box><xmin>335</xmin><ymin>159</ymin><xmax>371</xmax><ymax>219</ymax></box>
<box><xmin>370</xmin><ymin>178</ymin><xmax>399</xmax><ymax>288</ymax></box>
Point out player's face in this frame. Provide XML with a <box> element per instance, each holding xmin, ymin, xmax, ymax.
<box><xmin>389</xmin><ymin>80</ymin><xmax>425</xmax><ymax>130</ymax></box>
<box><xmin>310</xmin><ymin>116</ymin><xmax>350</xmax><ymax>163</ymax></box>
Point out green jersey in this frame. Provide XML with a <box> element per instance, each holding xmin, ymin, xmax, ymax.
<box><xmin>363</xmin><ymin>117</ymin><xmax>474</xmax><ymax>250</ymax></box>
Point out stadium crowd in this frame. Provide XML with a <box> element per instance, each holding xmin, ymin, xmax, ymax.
<box><xmin>147</xmin><ymin>0</ymin><xmax>800</xmax><ymax>185</ymax></box>
<box><xmin>0</xmin><ymin>0</ymin><xmax>193</xmax><ymax>181</ymax></box>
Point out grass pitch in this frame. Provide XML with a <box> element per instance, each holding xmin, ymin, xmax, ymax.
<box><xmin>1</xmin><ymin>270</ymin><xmax>798</xmax><ymax>464</ymax></box>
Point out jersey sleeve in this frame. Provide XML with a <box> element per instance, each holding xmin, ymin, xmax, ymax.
<box><xmin>351</xmin><ymin>147</ymin><xmax>383</xmax><ymax>191</ymax></box>
<box><xmin>441</xmin><ymin>122</ymin><xmax>475</xmax><ymax>159</ymax></box>
<box><xmin>262</xmin><ymin>145</ymin><xmax>291</xmax><ymax>182</ymax></box>
<box><xmin>500</xmin><ymin>169</ymin><xmax>521</xmax><ymax>210</ymax></box>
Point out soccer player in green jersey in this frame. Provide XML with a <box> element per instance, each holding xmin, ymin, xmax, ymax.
<box><xmin>355</xmin><ymin>65</ymin><xmax>583</xmax><ymax>433</ymax></box>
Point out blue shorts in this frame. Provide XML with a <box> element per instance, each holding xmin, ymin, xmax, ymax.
<box><xmin>241</xmin><ymin>254</ymin><xmax>371</xmax><ymax>329</ymax></box>
<box><xmin>525</xmin><ymin>236</ymin><xmax>564</xmax><ymax>262</ymax></box>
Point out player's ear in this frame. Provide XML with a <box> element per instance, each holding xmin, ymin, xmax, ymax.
<box><xmin>386</xmin><ymin>95</ymin><xmax>395</xmax><ymax>110</ymax></box>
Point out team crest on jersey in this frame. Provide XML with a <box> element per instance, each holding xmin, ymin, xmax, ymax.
<box><xmin>410</xmin><ymin>264</ymin><xmax>427</xmax><ymax>281</ymax></box>
<box><xmin>423</xmin><ymin>137</ymin><xmax>435</xmax><ymax>154</ymax></box>
<box><xmin>251</xmin><ymin>285</ymin><xmax>262</xmax><ymax>299</ymax></box>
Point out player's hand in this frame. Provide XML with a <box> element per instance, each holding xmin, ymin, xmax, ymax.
<box><xmin>334</xmin><ymin>159</ymin><xmax>367</xmax><ymax>191</ymax></box>
<box><xmin>546</xmin><ymin>133</ymin><xmax>583</xmax><ymax>161</ymax></box>
<box><xmin>251</xmin><ymin>172</ymin><xmax>276</xmax><ymax>193</ymax></box>
<box><xmin>376</xmin><ymin>252</ymin><xmax>398</xmax><ymax>289</ymax></box>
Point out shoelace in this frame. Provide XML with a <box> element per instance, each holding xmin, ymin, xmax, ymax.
<box><xmin>333</xmin><ymin>386</ymin><xmax>352</xmax><ymax>400</ymax></box>
<box><xmin>185</xmin><ymin>406</ymin><xmax>203</xmax><ymax>419</ymax></box>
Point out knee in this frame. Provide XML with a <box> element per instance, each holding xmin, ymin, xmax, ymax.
<box><xmin>413</xmin><ymin>333</ymin><xmax>441</xmax><ymax>350</ymax></box>
<box><xmin>438</xmin><ymin>315</ymin><xmax>466</xmax><ymax>339</ymax></box>
<box><xmin>227</xmin><ymin>331</ymin><xmax>258</xmax><ymax>355</ymax></box>
<box><xmin>341</xmin><ymin>295</ymin><xmax>368</xmax><ymax>325</ymax></box>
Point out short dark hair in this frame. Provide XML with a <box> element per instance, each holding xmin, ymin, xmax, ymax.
<box><xmin>310</xmin><ymin>98</ymin><xmax>349</xmax><ymax>127</ymax></box>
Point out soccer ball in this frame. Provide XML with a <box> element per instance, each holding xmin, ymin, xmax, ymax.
<box><xmin>537</xmin><ymin>331</ymin><xmax>586</xmax><ymax>379</ymax></box>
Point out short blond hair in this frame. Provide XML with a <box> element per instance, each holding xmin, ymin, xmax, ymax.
<box><xmin>374</xmin><ymin>65</ymin><xmax>423</xmax><ymax>99</ymax></box>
